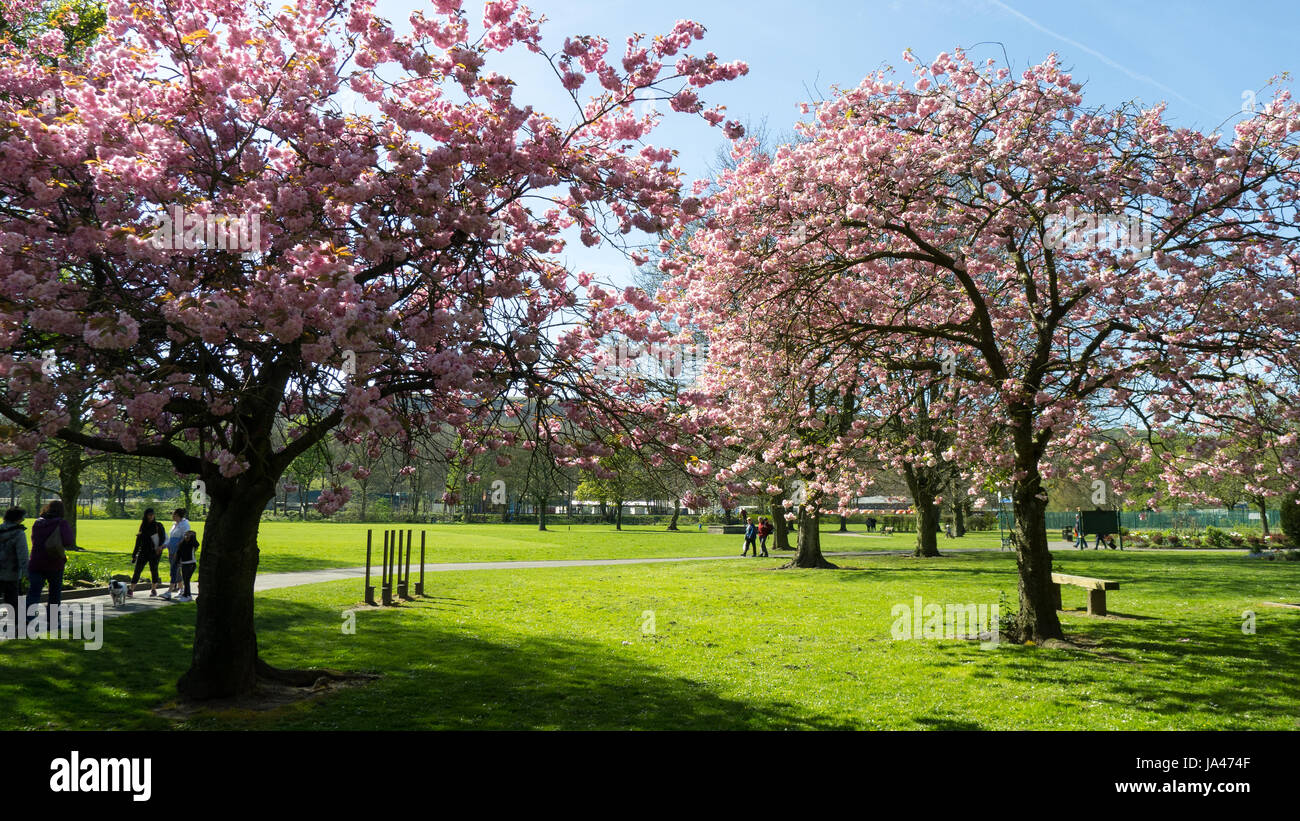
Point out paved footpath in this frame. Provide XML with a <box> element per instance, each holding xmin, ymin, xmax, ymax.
<box><xmin>54</xmin><ymin>549</ymin><xmax>917</xmax><ymax>623</ymax></box>
<box><xmin>46</xmin><ymin>539</ymin><xmax>1221</xmax><ymax>627</ymax></box>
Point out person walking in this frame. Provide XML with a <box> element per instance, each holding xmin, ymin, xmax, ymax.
<box><xmin>161</xmin><ymin>508</ymin><xmax>192</xmax><ymax>601</ymax></box>
<box><xmin>129</xmin><ymin>508</ymin><xmax>166</xmax><ymax>598</ymax></box>
<box><xmin>758</xmin><ymin>517</ymin><xmax>772</xmax><ymax>556</ymax></box>
<box><xmin>1073</xmin><ymin>508</ymin><xmax>1088</xmax><ymax>550</ymax></box>
<box><xmin>0</xmin><ymin>507</ymin><xmax>28</xmax><ymax>615</ymax></box>
<box><xmin>741</xmin><ymin>513</ymin><xmax>758</xmax><ymax>556</ymax></box>
<box><xmin>27</xmin><ymin>500</ymin><xmax>74</xmax><ymax>631</ymax></box>
<box><xmin>174</xmin><ymin>531</ymin><xmax>200</xmax><ymax>601</ymax></box>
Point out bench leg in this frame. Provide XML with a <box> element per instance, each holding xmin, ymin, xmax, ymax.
<box><xmin>1087</xmin><ymin>589</ymin><xmax>1107</xmax><ymax>616</ymax></box>
<box><xmin>1051</xmin><ymin>583</ymin><xmax>1062</xmax><ymax>611</ymax></box>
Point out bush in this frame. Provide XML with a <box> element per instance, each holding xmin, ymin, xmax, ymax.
<box><xmin>1204</xmin><ymin>526</ymin><xmax>1233</xmax><ymax>549</ymax></box>
<box><xmin>1284</xmin><ymin>550</ymin><xmax>1300</xmax><ymax>562</ymax></box>
<box><xmin>1281</xmin><ymin>493</ymin><xmax>1300</xmax><ymax>547</ymax></box>
<box><xmin>1246</xmin><ymin>534</ymin><xmax>1266</xmax><ymax>552</ymax></box>
<box><xmin>62</xmin><ymin>555</ymin><xmax>115</xmax><ymax>588</ymax></box>
<box><xmin>1150</xmin><ymin>532</ymin><xmax>1166</xmax><ymax>546</ymax></box>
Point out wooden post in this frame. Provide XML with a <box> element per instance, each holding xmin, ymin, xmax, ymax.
<box><xmin>415</xmin><ymin>530</ymin><xmax>426</xmax><ymax>596</ymax></box>
<box><xmin>398</xmin><ymin>529</ymin><xmax>410</xmax><ymax>599</ymax></box>
<box><xmin>381</xmin><ymin>529</ymin><xmax>392</xmax><ymax>606</ymax></box>
<box><xmin>364</xmin><ymin>529</ymin><xmax>376</xmax><ymax>606</ymax></box>
<box><xmin>1087</xmin><ymin>588</ymin><xmax>1107</xmax><ymax>616</ymax></box>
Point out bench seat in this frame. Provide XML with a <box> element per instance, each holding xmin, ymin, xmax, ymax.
<box><xmin>1051</xmin><ymin>572</ymin><xmax>1120</xmax><ymax>616</ymax></box>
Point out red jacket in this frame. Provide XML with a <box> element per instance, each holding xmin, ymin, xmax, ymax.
<box><xmin>28</xmin><ymin>516</ymin><xmax>73</xmax><ymax>575</ymax></box>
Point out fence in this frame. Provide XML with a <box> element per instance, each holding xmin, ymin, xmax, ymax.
<box><xmin>1044</xmin><ymin>509</ymin><xmax>1280</xmax><ymax>532</ymax></box>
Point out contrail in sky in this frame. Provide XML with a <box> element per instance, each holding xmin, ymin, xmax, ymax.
<box><xmin>986</xmin><ymin>0</ymin><xmax>1213</xmax><ymax>115</ymax></box>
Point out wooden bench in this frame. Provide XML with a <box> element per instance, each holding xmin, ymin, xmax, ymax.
<box><xmin>1051</xmin><ymin>572</ymin><xmax>1119</xmax><ymax>616</ymax></box>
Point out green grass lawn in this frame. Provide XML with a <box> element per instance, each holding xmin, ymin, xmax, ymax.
<box><xmin>3</xmin><ymin>547</ymin><xmax>1296</xmax><ymax>730</ymax></box>
<box><xmin>71</xmin><ymin>519</ymin><xmax>978</xmax><ymax>576</ymax></box>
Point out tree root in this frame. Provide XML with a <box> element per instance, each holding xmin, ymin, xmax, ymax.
<box><xmin>255</xmin><ymin>657</ymin><xmax>379</xmax><ymax>689</ymax></box>
<box><xmin>779</xmin><ymin>557</ymin><xmax>840</xmax><ymax>569</ymax></box>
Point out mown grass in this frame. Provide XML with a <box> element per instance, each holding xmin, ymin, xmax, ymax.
<box><xmin>70</xmin><ymin>519</ymin><xmax>993</xmax><ymax>576</ymax></box>
<box><xmin>2</xmin><ymin>548</ymin><xmax>1295</xmax><ymax>730</ymax></box>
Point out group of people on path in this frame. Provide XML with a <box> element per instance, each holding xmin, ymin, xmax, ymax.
<box><xmin>0</xmin><ymin>500</ymin><xmax>80</xmax><ymax>628</ymax></box>
<box><xmin>131</xmin><ymin>508</ymin><xmax>199</xmax><ymax>600</ymax></box>
<box><xmin>0</xmin><ymin>500</ymin><xmax>200</xmax><ymax>632</ymax></box>
<box><xmin>741</xmin><ymin>512</ymin><xmax>773</xmax><ymax>557</ymax></box>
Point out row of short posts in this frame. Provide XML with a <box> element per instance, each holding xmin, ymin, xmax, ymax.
<box><xmin>364</xmin><ymin>528</ymin><xmax>426</xmax><ymax>606</ymax></box>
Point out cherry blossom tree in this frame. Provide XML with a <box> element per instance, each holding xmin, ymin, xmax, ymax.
<box><xmin>0</xmin><ymin>0</ymin><xmax>745</xmax><ymax>696</ymax></box>
<box><xmin>658</xmin><ymin>49</ymin><xmax>1300</xmax><ymax>641</ymax></box>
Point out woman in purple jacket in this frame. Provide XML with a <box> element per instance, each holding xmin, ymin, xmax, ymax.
<box><xmin>27</xmin><ymin>500</ymin><xmax>75</xmax><ymax>630</ymax></box>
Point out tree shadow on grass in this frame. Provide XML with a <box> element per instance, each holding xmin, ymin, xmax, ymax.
<box><xmin>913</xmin><ymin>715</ymin><xmax>985</xmax><ymax>730</ymax></box>
<box><xmin>972</xmin><ymin>612</ymin><xmax>1300</xmax><ymax>726</ymax></box>
<box><xmin>238</xmin><ymin>599</ymin><xmax>862</xmax><ymax>731</ymax></box>
<box><xmin>1</xmin><ymin>597</ymin><xmax>860</xmax><ymax>731</ymax></box>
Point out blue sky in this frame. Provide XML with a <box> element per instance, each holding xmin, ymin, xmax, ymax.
<box><xmin>378</xmin><ymin>0</ymin><xmax>1300</xmax><ymax>283</ymax></box>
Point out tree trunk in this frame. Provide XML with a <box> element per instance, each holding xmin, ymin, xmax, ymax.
<box><xmin>1257</xmin><ymin>498</ymin><xmax>1270</xmax><ymax>536</ymax></box>
<box><xmin>952</xmin><ymin>495</ymin><xmax>967</xmax><ymax>537</ymax></box>
<box><xmin>781</xmin><ymin>500</ymin><xmax>837</xmax><ymax>569</ymax></box>
<box><xmin>667</xmin><ymin>498</ymin><xmax>680</xmax><ymax>531</ymax></box>
<box><xmin>838</xmin><ymin>514</ymin><xmax>848</xmax><ymax>532</ymax></box>
<box><xmin>770</xmin><ymin>493</ymin><xmax>792</xmax><ymax>550</ymax></box>
<box><xmin>903</xmin><ymin>465</ymin><xmax>941</xmax><ymax>557</ymax></box>
<box><xmin>913</xmin><ymin>494</ymin><xmax>941</xmax><ymax>557</ymax></box>
<box><xmin>537</xmin><ymin>498</ymin><xmax>547</xmax><ymax>531</ymax></box>
<box><xmin>615</xmin><ymin>501</ymin><xmax>623</xmax><ymax>531</ymax></box>
<box><xmin>177</xmin><ymin>481</ymin><xmax>274</xmax><ymax>699</ymax></box>
<box><xmin>1009</xmin><ymin>471</ymin><xmax>1064</xmax><ymax>643</ymax></box>
<box><xmin>59</xmin><ymin>445</ymin><xmax>82</xmax><ymax>544</ymax></box>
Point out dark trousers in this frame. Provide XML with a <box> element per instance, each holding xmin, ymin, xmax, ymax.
<box><xmin>131</xmin><ymin>550</ymin><xmax>160</xmax><ymax>587</ymax></box>
<box><xmin>181</xmin><ymin>563</ymin><xmax>196</xmax><ymax>597</ymax></box>
<box><xmin>0</xmin><ymin>579</ymin><xmax>19</xmax><ymax>614</ymax></box>
<box><xmin>758</xmin><ymin>536</ymin><xmax>769</xmax><ymax>555</ymax></box>
<box><xmin>26</xmin><ymin>570</ymin><xmax>62</xmax><ymax>632</ymax></box>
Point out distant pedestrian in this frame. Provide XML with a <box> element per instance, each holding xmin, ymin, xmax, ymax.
<box><xmin>741</xmin><ymin>513</ymin><xmax>758</xmax><ymax>556</ymax></box>
<box><xmin>27</xmin><ymin>500</ymin><xmax>74</xmax><ymax>630</ymax></box>
<box><xmin>161</xmin><ymin>509</ymin><xmax>192</xmax><ymax>600</ymax></box>
<box><xmin>130</xmin><ymin>508</ymin><xmax>166</xmax><ymax>598</ymax></box>
<box><xmin>174</xmin><ymin>531</ymin><xmax>200</xmax><ymax>601</ymax></box>
<box><xmin>758</xmin><ymin>517</ymin><xmax>772</xmax><ymax>556</ymax></box>
<box><xmin>0</xmin><ymin>507</ymin><xmax>28</xmax><ymax>614</ymax></box>
<box><xmin>1074</xmin><ymin>508</ymin><xmax>1088</xmax><ymax>550</ymax></box>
